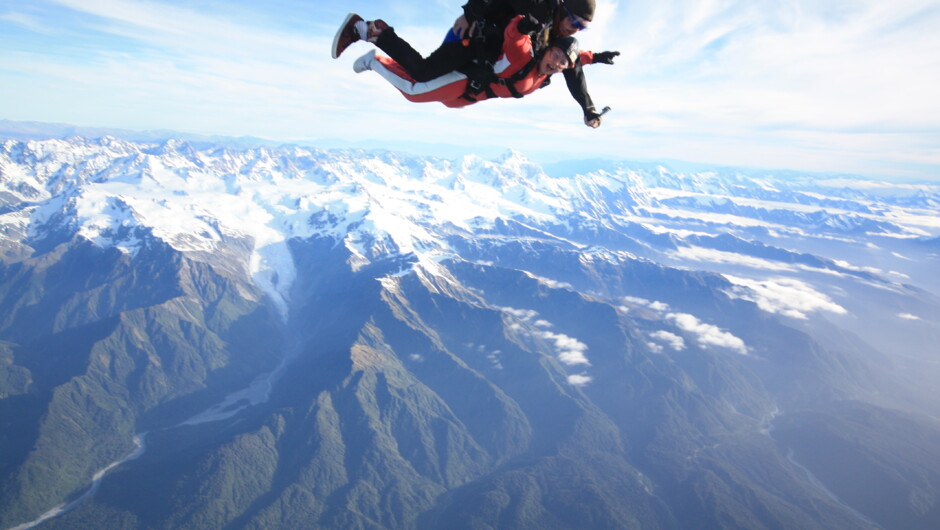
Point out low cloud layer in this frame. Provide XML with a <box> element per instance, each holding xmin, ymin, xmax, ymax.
<box><xmin>667</xmin><ymin>313</ymin><xmax>748</xmax><ymax>355</ymax></box>
<box><xmin>538</xmin><ymin>331</ymin><xmax>591</xmax><ymax>366</ymax></box>
<box><xmin>567</xmin><ymin>373</ymin><xmax>593</xmax><ymax>386</ymax></box>
<box><xmin>724</xmin><ymin>276</ymin><xmax>848</xmax><ymax>320</ymax></box>
<box><xmin>649</xmin><ymin>330</ymin><xmax>686</xmax><ymax>352</ymax></box>
<box><xmin>498</xmin><ymin>306</ymin><xmax>592</xmax><ymax>376</ymax></box>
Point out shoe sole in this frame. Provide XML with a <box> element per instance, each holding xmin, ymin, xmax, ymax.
<box><xmin>331</xmin><ymin>12</ymin><xmax>358</xmax><ymax>59</ymax></box>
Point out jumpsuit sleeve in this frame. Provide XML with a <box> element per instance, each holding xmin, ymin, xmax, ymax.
<box><xmin>462</xmin><ymin>0</ymin><xmax>495</xmax><ymax>21</ymax></box>
<box><xmin>508</xmin><ymin>0</ymin><xmax>555</xmax><ymax>25</ymax></box>
<box><xmin>501</xmin><ymin>15</ymin><xmax>534</xmax><ymax>69</ymax></box>
<box><xmin>562</xmin><ymin>60</ymin><xmax>597</xmax><ymax>116</ymax></box>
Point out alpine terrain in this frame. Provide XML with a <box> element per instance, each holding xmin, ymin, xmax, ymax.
<box><xmin>1</xmin><ymin>134</ymin><xmax>939</xmax><ymax>529</ymax></box>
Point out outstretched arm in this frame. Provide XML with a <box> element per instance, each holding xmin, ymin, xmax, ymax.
<box><xmin>462</xmin><ymin>0</ymin><xmax>555</xmax><ymax>27</ymax></box>
<box><xmin>565</xmin><ymin>50</ymin><xmax>620</xmax><ymax>128</ymax></box>
<box><xmin>562</xmin><ymin>62</ymin><xmax>599</xmax><ymax>127</ymax></box>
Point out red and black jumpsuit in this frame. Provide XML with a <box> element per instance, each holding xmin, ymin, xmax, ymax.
<box><xmin>364</xmin><ymin>16</ymin><xmax>594</xmax><ymax>108</ymax></box>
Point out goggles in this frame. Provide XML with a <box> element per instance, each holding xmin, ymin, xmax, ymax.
<box><xmin>562</xmin><ymin>2</ymin><xmax>590</xmax><ymax>31</ymax></box>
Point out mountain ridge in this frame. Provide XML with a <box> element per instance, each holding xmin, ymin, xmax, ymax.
<box><xmin>1</xmin><ymin>136</ymin><xmax>938</xmax><ymax>529</ymax></box>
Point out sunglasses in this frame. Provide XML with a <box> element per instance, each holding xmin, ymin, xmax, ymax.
<box><xmin>562</xmin><ymin>2</ymin><xmax>589</xmax><ymax>31</ymax></box>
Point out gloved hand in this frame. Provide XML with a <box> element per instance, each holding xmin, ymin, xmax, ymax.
<box><xmin>584</xmin><ymin>110</ymin><xmax>602</xmax><ymax>128</ymax></box>
<box><xmin>517</xmin><ymin>14</ymin><xmax>542</xmax><ymax>34</ymax></box>
<box><xmin>593</xmin><ymin>51</ymin><xmax>620</xmax><ymax>65</ymax></box>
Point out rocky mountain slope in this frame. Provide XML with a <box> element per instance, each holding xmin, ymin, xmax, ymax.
<box><xmin>1</xmin><ymin>137</ymin><xmax>939</xmax><ymax>529</ymax></box>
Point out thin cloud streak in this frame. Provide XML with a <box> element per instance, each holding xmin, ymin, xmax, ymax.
<box><xmin>593</xmin><ymin>0</ymin><xmax>940</xmax><ymax>175</ymax></box>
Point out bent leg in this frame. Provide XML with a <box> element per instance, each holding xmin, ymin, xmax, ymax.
<box><xmin>374</xmin><ymin>30</ymin><xmax>474</xmax><ymax>83</ymax></box>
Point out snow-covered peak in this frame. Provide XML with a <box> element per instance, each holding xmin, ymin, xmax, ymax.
<box><xmin>456</xmin><ymin>149</ymin><xmax>546</xmax><ymax>190</ymax></box>
<box><xmin>3</xmin><ymin>137</ymin><xmax>939</xmax><ymax>319</ymax></box>
<box><xmin>1</xmin><ymin>139</ymin><xmax>589</xmax><ymax>317</ymax></box>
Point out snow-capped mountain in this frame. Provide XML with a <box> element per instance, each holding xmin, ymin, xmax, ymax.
<box><xmin>5</xmin><ymin>137</ymin><xmax>937</xmax><ymax>311</ymax></box>
<box><xmin>1</xmin><ymin>136</ymin><xmax>939</xmax><ymax>529</ymax></box>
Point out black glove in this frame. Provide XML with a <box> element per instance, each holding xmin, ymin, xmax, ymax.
<box><xmin>517</xmin><ymin>14</ymin><xmax>542</xmax><ymax>34</ymax></box>
<box><xmin>584</xmin><ymin>110</ymin><xmax>602</xmax><ymax>128</ymax></box>
<box><xmin>593</xmin><ymin>51</ymin><xmax>620</xmax><ymax>65</ymax></box>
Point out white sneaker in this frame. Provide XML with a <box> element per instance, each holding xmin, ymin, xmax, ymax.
<box><xmin>353</xmin><ymin>49</ymin><xmax>376</xmax><ymax>73</ymax></box>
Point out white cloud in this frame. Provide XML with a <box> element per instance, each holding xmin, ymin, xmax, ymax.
<box><xmin>5</xmin><ymin>0</ymin><xmax>939</xmax><ymax>178</ymax></box>
<box><xmin>724</xmin><ymin>275</ymin><xmax>848</xmax><ymax>320</ymax></box>
<box><xmin>649</xmin><ymin>330</ymin><xmax>686</xmax><ymax>351</ymax></box>
<box><xmin>539</xmin><ymin>331</ymin><xmax>591</xmax><ymax>366</ymax></box>
<box><xmin>898</xmin><ymin>313</ymin><xmax>921</xmax><ymax>321</ymax></box>
<box><xmin>623</xmin><ymin>296</ymin><xmax>671</xmax><ymax>312</ymax></box>
<box><xmin>467</xmin><ymin>343</ymin><xmax>505</xmax><ymax>369</ymax></box>
<box><xmin>48</xmin><ymin>0</ymin><xmax>316</xmax><ymax>56</ymax></box>
<box><xmin>486</xmin><ymin>350</ymin><xmax>504</xmax><ymax>370</ymax></box>
<box><xmin>673</xmin><ymin>246</ymin><xmax>796</xmax><ymax>271</ymax></box>
<box><xmin>600</xmin><ymin>0</ymin><xmax>940</xmax><ymax>177</ymax></box>
<box><xmin>497</xmin><ymin>306</ymin><xmax>540</xmax><ymax>322</ymax></box>
<box><xmin>497</xmin><ymin>306</ymin><xmax>589</xmax><ymax>365</ymax></box>
<box><xmin>667</xmin><ymin>312</ymin><xmax>748</xmax><ymax>355</ymax></box>
<box><xmin>1</xmin><ymin>12</ymin><xmax>55</xmax><ymax>34</ymax></box>
<box><xmin>623</xmin><ymin>296</ymin><xmax>650</xmax><ymax>305</ymax></box>
<box><xmin>523</xmin><ymin>271</ymin><xmax>573</xmax><ymax>290</ymax></box>
<box><xmin>567</xmin><ymin>373</ymin><xmax>593</xmax><ymax>386</ymax></box>
<box><xmin>832</xmin><ymin>259</ymin><xmax>883</xmax><ymax>275</ymax></box>
<box><xmin>648</xmin><ymin>301</ymin><xmax>671</xmax><ymax>312</ymax></box>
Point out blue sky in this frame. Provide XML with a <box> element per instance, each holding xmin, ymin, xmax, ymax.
<box><xmin>2</xmin><ymin>0</ymin><xmax>939</xmax><ymax>179</ymax></box>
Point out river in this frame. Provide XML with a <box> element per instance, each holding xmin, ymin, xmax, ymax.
<box><xmin>8</xmin><ymin>352</ymin><xmax>292</xmax><ymax>530</ymax></box>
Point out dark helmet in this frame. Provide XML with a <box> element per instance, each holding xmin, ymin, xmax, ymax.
<box><xmin>553</xmin><ymin>36</ymin><xmax>580</xmax><ymax>67</ymax></box>
<box><xmin>563</xmin><ymin>0</ymin><xmax>595</xmax><ymax>22</ymax></box>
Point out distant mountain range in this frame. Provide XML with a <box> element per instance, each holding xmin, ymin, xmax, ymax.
<box><xmin>1</xmin><ymin>133</ymin><xmax>939</xmax><ymax>529</ymax></box>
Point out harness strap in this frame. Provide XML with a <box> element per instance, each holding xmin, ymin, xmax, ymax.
<box><xmin>470</xmin><ymin>51</ymin><xmax>542</xmax><ymax>101</ymax></box>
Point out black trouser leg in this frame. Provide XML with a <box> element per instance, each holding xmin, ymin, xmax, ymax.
<box><xmin>375</xmin><ymin>29</ymin><xmax>474</xmax><ymax>82</ymax></box>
